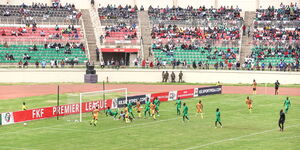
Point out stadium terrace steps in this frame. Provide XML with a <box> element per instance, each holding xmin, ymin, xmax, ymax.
<box><xmin>138</xmin><ymin>11</ymin><xmax>152</xmax><ymax>60</ymax></box>
<box><xmin>240</xmin><ymin>11</ymin><xmax>256</xmax><ymax>63</ymax></box>
<box><xmin>82</xmin><ymin>9</ymin><xmax>97</xmax><ymax>63</ymax></box>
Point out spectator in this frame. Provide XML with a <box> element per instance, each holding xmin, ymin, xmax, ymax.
<box><xmin>18</xmin><ymin>60</ymin><xmax>23</xmax><ymax>68</ymax></box>
<box><xmin>41</xmin><ymin>60</ymin><xmax>46</xmax><ymax>68</ymax></box>
<box><xmin>40</xmin><ymin>30</ymin><xmax>45</xmax><ymax>36</ymax></box>
<box><xmin>23</xmin><ymin>53</ymin><xmax>31</xmax><ymax>60</ymax></box>
<box><xmin>61</xmin><ymin>59</ymin><xmax>65</xmax><ymax>68</ymax></box>
<box><xmin>50</xmin><ymin>60</ymin><xmax>55</xmax><ymax>68</ymax></box>
<box><xmin>55</xmin><ymin>24</ymin><xmax>59</xmax><ymax>31</ymax></box>
<box><xmin>35</xmin><ymin>60</ymin><xmax>39</xmax><ymax>68</ymax></box>
<box><xmin>23</xmin><ymin>61</ymin><xmax>28</xmax><ymax>68</ymax></box>
<box><xmin>3</xmin><ymin>42</ymin><xmax>9</xmax><ymax>48</ymax></box>
<box><xmin>1</xmin><ymin>30</ymin><xmax>6</xmax><ymax>36</ymax></box>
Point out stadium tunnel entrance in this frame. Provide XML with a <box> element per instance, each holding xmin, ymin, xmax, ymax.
<box><xmin>102</xmin><ymin>52</ymin><xmax>131</xmax><ymax>66</ymax></box>
<box><xmin>101</xmin><ymin>48</ymin><xmax>139</xmax><ymax>66</ymax></box>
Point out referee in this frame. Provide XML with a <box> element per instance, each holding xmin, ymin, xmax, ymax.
<box><xmin>275</xmin><ymin>80</ymin><xmax>280</xmax><ymax>95</ymax></box>
<box><xmin>278</xmin><ymin>109</ymin><xmax>285</xmax><ymax>132</ymax></box>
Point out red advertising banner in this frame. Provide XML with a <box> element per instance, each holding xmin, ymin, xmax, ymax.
<box><xmin>149</xmin><ymin>92</ymin><xmax>169</xmax><ymax>102</ymax></box>
<box><xmin>13</xmin><ymin>99</ymin><xmax>112</xmax><ymax>123</ymax></box>
<box><xmin>101</xmin><ymin>48</ymin><xmax>139</xmax><ymax>53</ymax></box>
<box><xmin>177</xmin><ymin>89</ymin><xmax>194</xmax><ymax>99</ymax></box>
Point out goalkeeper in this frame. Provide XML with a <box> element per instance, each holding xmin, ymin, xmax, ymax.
<box><xmin>105</xmin><ymin>107</ymin><xmax>118</xmax><ymax>119</ymax></box>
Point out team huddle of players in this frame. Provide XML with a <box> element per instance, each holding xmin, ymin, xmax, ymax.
<box><xmin>90</xmin><ymin>95</ymin><xmax>292</xmax><ymax>131</ymax></box>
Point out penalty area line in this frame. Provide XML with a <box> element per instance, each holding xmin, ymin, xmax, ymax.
<box><xmin>45</xmin><ymin>117</ymin><xmax>181</xmax><ymax>134</ymax></box>
<box><xmin>0</xmin><ymin>146</ymin><xmax>39</xmax><ymax>150</ymax></box>
<box><xmin>183</xmin><ymin>123</ymin><xmax>300</xmax><ymax>150</ymax></box>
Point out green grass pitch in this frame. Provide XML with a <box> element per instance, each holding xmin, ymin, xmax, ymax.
<box><xmin>0</xmin><ymin>94</ymin><xmax>299</xmax><ymax>150</ymax></box>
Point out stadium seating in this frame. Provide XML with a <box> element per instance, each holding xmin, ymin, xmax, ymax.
<box><xmin>152</xmin><ymin>46</ymin><xmax>239</xmax><ymax>65</ymax></box>
<box><xmin>250</xmin><ymin>46</ymin><xmax>298</xmax><ymax>65</ymax></box>
<box><xmin>0</xmin><ymin>44</ymin><xmax>88</xmax><ymax>63</ymax></box>
<box><xmin>103</xmin><ymin>23</ymin><xmax>138</xmax><ymax>44</ymax></box>
<box><xmin>255</xmin><ymin>3</ymin><xmax>300</xmax><ymax>21</ymax></box>
<box><xmin>98</xmin><ymin>5</ymin><xmax>138</xmax><ymax>20</ymax></box>
<box><xmin>148</xmin><ymin>6</ymin><xmax>243</xmax><ymax>21</ymax></box>
<box><xmin>0</xmin><ymin>26</ymin><xmax>82</xmax><ymax>42</ymax></box>
<box><xmin>248</xmin><ymin>3</ymin><xmax>300</xmax><ymax>71</ymax></box>
<box><xmin>0</xmin><ymin>3</ymin><xmax>81</xmax><ymax>19</ymax></box>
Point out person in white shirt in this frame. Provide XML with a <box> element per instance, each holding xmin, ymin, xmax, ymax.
<box><xmin>50</xmin><ymin>60</ymin><xmax>55</xmax><ymax>68</ymax></box>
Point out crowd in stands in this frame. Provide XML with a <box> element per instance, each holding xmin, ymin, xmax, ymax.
<box><xmin>0</xmin><ymin>24</ymin><xmax>82</xmax><ymax>42</ymax></box>
<box><xmin>252</xmin><ymin>25</ymin><xmax>300</xmax><ymax>41</ymax></box>
<box><xmin>148</xmin><ymin>6</ymin><xmax>243</xmax><ymax>21</ymax></box>
<box><xmin>256</xmin><ymin>3</ymin><xmax>299</xmax><ymax>21</ymax></box>
<box><xmin>0</xmin><ymin>2</ymin><xmax>81</xmax><ymax>21</ymax></box>
<box><xmin>151</xmin><ymin>24</ymin><xmax>241</xmax><ymax>42</ymax></box>
<box><xmin>104</xmin><ymin>23</ymin><xmax>137</xmax><ymax>41</ymax></box>
<box><xmin>98</xmin><ymin>5</ymin><xmax>138</xmax><ymax>20</ymax></box>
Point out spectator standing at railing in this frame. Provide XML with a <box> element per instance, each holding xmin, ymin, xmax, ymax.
<box><xmin>35</xmin><ymin>61</ymin><xmax>39</xmax><ymax>68</ymax></box>
<box><xmin>41</xmin><ymin>60</ymin><xmax>46</xmax><ymax>68</ymax></box>
<box><xmin>18</xmin><ymin>60</ymin><xmax>22</xmax><ymax>68</ymax></box>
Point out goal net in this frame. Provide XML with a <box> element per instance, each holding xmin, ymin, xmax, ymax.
<box><xmin>62</xmin><ymin>88</ymin><xmax>127</xmax><ymax>122</ymax></box>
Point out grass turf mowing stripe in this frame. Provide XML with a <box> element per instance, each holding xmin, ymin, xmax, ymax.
<box><xmin>183</xmin><ymin>123</ymin><xmax>300</xmax><ymax>150</ymax></box>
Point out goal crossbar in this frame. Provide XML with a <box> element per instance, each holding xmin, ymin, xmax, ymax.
<box><xmin>79</xmin><ymin>88</ymin><xmax>128</xmax><ymax>122</ymax></box>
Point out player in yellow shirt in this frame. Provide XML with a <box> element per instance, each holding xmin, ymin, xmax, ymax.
<box><xmin>124</xmin><ymin>104</ymin><xmax>131</xmax><ymax>123</ymax></box>
<box><xmin>90</xmin><ymin>106</ymin><xmax>99</xmax><ymax>126</ymax></box>
<box><xmin>22</xmin><ymin>102</ymin><xmax>27</xmax><ymax>110</ymax></box>
<box><xmin>150</xmin><ymin>101</ymin><xmax>156</xmax><ymax>120</ymax></box>
<box><xmin>196</xmin><ymin>100</ymin><xmax>203</xmax><ymax>118</ymax></box>
<box><xmin>135</xmin><ymin>100</ymin><xmax>142</xmax><ymax>118</ymax></box>
<box><xmin>245</xmin><ymin>96</ymin><xmax>253</xmax><ymax>113</ymax></box>
<box><xmin>251</xmin><ymin>79</ymin><xmax>257</xmax><ymax>95</ymax></box>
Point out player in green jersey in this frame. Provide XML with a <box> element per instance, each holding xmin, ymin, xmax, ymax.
<box><xmin>283</xmin><ymin>97</ymin><xmax>291</xmax><ymax>113</ymax></box>
<box><xmin>105</xmin><ymin>107</ymin><xmax>118</xmax><ymax>119</ymax></box>
<box><xmin>175</xmin><ymin>98</ymin><xmax>182</xmax><ymax>115</ymax></box>
<box><xmin>182</xmin><ymin>103</ymin><xmax>189</xmax><ymax>122</ymax></box>
<box><xmin>144</xmin><ymin>98</ymin><xmax>151</xmax><ymax>118</ymax></box>
<box><xmin>154</xmin><ymin>97</ymin><xmax>160</xmax><ymax>116</ymax></box>
<box><xmin>127</xmin><ymin>102</ymin><xmax>135</xmax><ymax>119</ymax></box>
<box><xmin>215</xmin><ymin>108</ymin><xmax>223</xmax><ymax>128</ymax></box>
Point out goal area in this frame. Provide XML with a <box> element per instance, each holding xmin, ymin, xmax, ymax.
<box><xmin>60</xmin><ymin>88</ymin><xmax>127</xmax><ymax>122</ymax></box>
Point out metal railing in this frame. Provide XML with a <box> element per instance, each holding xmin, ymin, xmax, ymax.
<box><xmin>0</xmin><ymin>16</ymin><xmax>80</xmax><ymax>25</ymax></box>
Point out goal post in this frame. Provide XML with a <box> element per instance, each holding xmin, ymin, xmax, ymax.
<box><xmin>78</xmin><ymin>88</ymin><xmax>128</xmax><ymax>122</ymax></box>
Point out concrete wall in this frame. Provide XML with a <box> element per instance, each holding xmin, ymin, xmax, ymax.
<box><xmin>1</xmin><ymin>0</ymin><xmax>299</xmax><ymax>10</ymax></box>
<box><xmin>1</xmin><ymin>69</ymin><xmax>299</xmax><ymax>84</ymax></box>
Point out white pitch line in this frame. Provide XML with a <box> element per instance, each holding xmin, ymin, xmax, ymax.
<box><xmin>183</xmin><ymin>123</ymin><xmax>300</xmax><ymax>150</ymax></box>
<box><xmin>45</xmin><ymin>117</ymin><xmax>180</xmax><ymax>134</ymax></box>
<box><xmin>0</xmin><ymin>146</ymin><xmax>38</xmax><ymax>150</ymax></box>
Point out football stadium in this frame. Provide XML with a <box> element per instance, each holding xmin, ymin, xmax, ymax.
<box><xmin>0</xmin><ymin>0</ymin><xmax>300</xmax><ymax>150</ymax></box>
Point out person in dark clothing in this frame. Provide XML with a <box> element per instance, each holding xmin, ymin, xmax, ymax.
<box><xmin>165</xmin><ymin>71</ymin><xmax>169</xmax><ymax>82</ymax></box>
<box><xmin>192</xmin><ymin>61</ymin><xmax>197</xmax><ymax>69</ymax></box>
<box><xmin>162</xmin><ymin>71</ymin><xmax>165</xmax><ymax>82</ymax></box>
<box><xmin>171</xmin><ymin>71</ymin><xmax>176</xmax><ymax>82</ymax></box>
<box><xmin>96</xmin><ymin>48</ymin><xmax>100</xmax><ymax>61</ymax></box>
<box><xmin>275</xmin><ymin>80</ymin><xmax>280</xmax><ymax>95</ymax></box>
<box><xmin>278</xmin><ymin>109</ymin><xmax>285</xmax><ymax>131</ymax></box>
<box><xmin>178</xmin><ymin>71</ymin><xmax>183</xmax><ymax>82</ymax></box>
